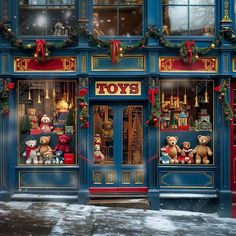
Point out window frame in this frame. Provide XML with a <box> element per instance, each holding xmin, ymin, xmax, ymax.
<box><xmin>18</xmin><ymin>0</ymin><xmax>77</xmax><ymax>37</ymax></box>
<box><xmin>162</xmin><ymin>0</ymin><xmax>216</xmax><ymax>38</ymax></box>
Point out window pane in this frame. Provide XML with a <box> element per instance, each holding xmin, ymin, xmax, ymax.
<box><xmin>163</xmin><ymin>6</ymin><xmax>188</xmax><ymax>36</ymax></box>
<box><xmin>162</xmin><ymin>0</ymin><xmax>188</xmax><ymax>4</ymax></box>
<box><xmin>93</xmin><ymin>0</ymin><xmax>116</xmax><ymax>4</ymax></box>
<box><xmin>48</xmin><ymin>7</ymin><xmax>76</xmax><ymax>35</ymax></box>
<box><xmin>22</xmin><ymin>0</ymin><xmax>46</xmax><ymax>4</ymax></box>
<box><xmin>190</xmin><ymin>6</ymin><xmax>214</xmax><ymax>36</ymax></box>
<box><xmin>189</xmin><ymin>0</ymin><xmax>215</xmax><ymax>5</ymax></box>
<box><xmin>93</xmin><ymin>7</ymin><xmax>117</xmax><ymax>36</ymax></box>
<box><xmin>48</xmin><ymin>0</ymin><xmax>75</xmax><ymax>4</ymax></box>
<box><xmin>123</xmin><ymin>106</ymin><xmax>143</xmax><ymax>165</ymax></box>
<box><xmin>119</xmin><ymin>6</ymin><xmax>142</xmax><ymax>35</ymax></box>
<box><xmin>19</xmin><ymin>8</ymin><xmax>47</xmax><ymax>35</ymax></box>
<box><xmin>120</xmin><ymin>0</ymin><xmax>143</xmax><ymax>4</ymax></box>
<box><xmin>94</xmin><ymin>106</ymin><xmax>114</xmax><ymax>165</ymax></box>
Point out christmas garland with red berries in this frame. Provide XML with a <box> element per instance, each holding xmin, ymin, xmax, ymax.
<box><xmin>0</xmin><ymin>80</ymin><xmax>14</xmax><ymax>115</ymax></box>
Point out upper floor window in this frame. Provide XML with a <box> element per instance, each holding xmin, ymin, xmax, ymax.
<box><xmin>93</xmin><ymin>0</ymin><xmax>143</xmax><ymax>36</ymax></box>
<box><xmin>19</xmin><ymin>0</ymin><xmax>76</xmax><ymax>36</ymax></box>
<box><xmin>162</xmin><ymin>0</ymin><xmax>215</xmax><ymax>36</ymax></box>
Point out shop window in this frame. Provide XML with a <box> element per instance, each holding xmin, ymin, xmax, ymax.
<box><xmin>18</xmin><ymin>80</ymin><xmax>77</xmax><ymax>165</ymax></box>
<box><xmin>162</xmin><ymin>0</ymin><xmax>215</xmax><ymax>36</ymax></box>
<box><xmin>19</xmin><ymin>0</ymin><xmax>76</xmax><ymax>36</ymax></box>
<box><xmin>159</xmin><ymin>80</ymin><xmax>214</xmax><ymax>165</ymax></box>
<box><xmin>93</xmin><ymin>0</ymin><xmax>143</xmax><ymax>36</ymax></box>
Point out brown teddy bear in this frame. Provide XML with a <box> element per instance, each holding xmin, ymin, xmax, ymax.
<box><xmin>27</xmin><ymin>108</ymin><xmax>39</xmax><ymax>129</ymax></box>
<box><xmin>193</xmin><ymin>135</ymin><xmax>213</xmax><ymax>164</ymax></box>
<box><xmin>102</xmin><ymin>120</ymin><xmax>113</xmax><ymax>143</ymax></box>
<box><xmin>166</xmin><ymin>136</ymin><xmax>181</xmax><ymax>164</ymax></box>
<box><xmin>178</xmin><ymin>141</ymin><xmax>194</xmax><ymax>164</ymax></box>
<box><xmin>37</xmin><ymin>136</ymin><xmax>53</xmax><ymax>164</ymax></box>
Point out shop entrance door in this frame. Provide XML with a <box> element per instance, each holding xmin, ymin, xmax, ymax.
<box><xmin>90</xmin><ymin>103</ymin><xmax>147</xmax><ymax>192</ymax></box>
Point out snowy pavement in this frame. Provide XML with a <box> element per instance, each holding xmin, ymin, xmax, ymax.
<box><xmin>0</xmin><ymin>201</ymin><xmax>236</xmax><ymax>235</ymax></box>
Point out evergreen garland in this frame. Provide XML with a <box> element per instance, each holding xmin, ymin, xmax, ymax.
<box><xmin>0</xmin><ymin>80</ymin><xmax>14</xmax><ymax>115</ymax></box>
<box><xmin>0</xmin><ymin>21</ymin><xmax>234</xmax><ymax>64</ymax></box>
<box><xmin>214</xmin><ymin>80</ymin><xmax>233</xmax><ymax>123</ymax></box>
<box><xmin>78</xmin><ymin>88</ymin><xmax>89</xmax><ymax>128</ymax></box>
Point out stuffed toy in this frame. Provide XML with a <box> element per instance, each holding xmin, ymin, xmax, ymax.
<box><xmin>193</xmin><ymin>135</ymin><xmax>213</xmax><ymax>164</ymax></box>
<box><xmin>160</xmin><ymin>146</ymin><xmax>171</xmax><ymax>164</ymax></box>
<box><xmin>166</xmin><ymin>136</ymin><xmax>181</xmax><ymax>164</ymax></box>
<box><xmin>94</xmin><ymin>134</ymin><xmax>102</xmax><ymax>146</ymax></box>
<box><xmin>27</xmin><ymin>108</ymin><xmax>39</xmax><ymax>129</ymax></box>
<box><xmin>178</xmin><ymin>141</ymin><xmax>194</xmax><ymax>164</ymax></box>
<box><xmin>40</xmin><ymin>114</ymin><xmax>53</xmax><ymax>133</ymax></box>
<box><xmin>23</xmin><ymin>139</ymin><xmax>38</xmax><ymax>164</ymax></box>
<box><xmin>52</xmin><ymin>151</ymin><xmax>64</xmax><ymax>164</ymax></box>
<box><xmin>94</xmin><ymin>144</ymin><xmax>105</xmax><ymax>163</ymax></box>
<box><xmin>53</xmin><ymin>134</ymin><xmax>70</xmax><ymax>154</ymax></box>
<box><xmin>43</xmin><ymin>151</ymin><xmax>53</xmax><ymax>165</ymax></box>
<box><xmin>37</xmin><ymin>136</ymin><xmax>53</xmax><ymax>164</ymax></box>
<box><xmin>102</xmin><ymin>120</ymin><xmax>113</xmax><ymax>143</ymax></box>
<box><xmin>53</xmin><ymin>21</ymin><xmax>65</xmax><ymax>36</ymax></box>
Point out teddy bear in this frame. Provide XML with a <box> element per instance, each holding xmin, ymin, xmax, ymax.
<box><xmin>193</xmin><ymin>135</ymin><xmax>213</xmax><ymax>164</ymax></box>
<box><xmin>166</xmin><ymin>136</ymin><xmax>181</xmax><ymax>164</ymax></box>
<box><xmin>23</xmin><ymin>139</ymin><xmax>38</xmax><ymax>164</ymax></box>
<box><xmin>27</xmin><ymin>108</ymin><xmax>39</xmax><ymax>129</ymax></box>
<box><xmin>102</xmin><ymin>120</ymin><xmax>113</xmax><ymax>144</ymax></box>
<box><xmin>178</xmin><ymin>141</ymin><xmax>194</xmax><ymax>164</ymax></box>
<box><xmin>43</xmin><ymin>151</ymin><xmax>53</xmax><ymax>165</ymax></box>
<box><xmin>37</xmin><ymin>136</ymin><xmax>53</xmax><ymax>164</ymax></box>
<box><xmin>39</xmin><ymin>114</ymin><xmax>53</xmax><ymax>133</ymax></box>
<box><xmin>52</xmin><ymin>151</ymin><xmax>64</xmax><ymax>164</ymax></box>
<box><xmin>94</xmin><ymin>134</ymin><xmax>102</xmax><ymax>146</ymax></box>
<box><xmin>94</xmin><ymin>144</ymin><xmax>105</xmax><ymax>163</ymax></box>
<box><xmin>160</xmin><ymin>146</ymin><xmax>171</xmax><ymax>164</ymax></box>
<box><xmin>53</xmin><ymin>134</ymin><xmax>70</xmax><ymax>154</ymax></box>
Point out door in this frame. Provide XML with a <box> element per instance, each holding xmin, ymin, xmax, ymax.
<box><xmin>231</xmin><ymin>81</ymin><xmax>236</xmax><ymax>197</ymax></box>
<box><xmin>90</xmin><ymin>103</ymin><xmax>147</xmax><ymax>191</ymax></box>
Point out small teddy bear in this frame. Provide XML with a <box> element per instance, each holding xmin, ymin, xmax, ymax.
<box><xmin>166</xmin><ymin>136</ymin><xmax>181</xmax><ymax>164</ymax></box>
<box><xmin>160</xmin><ymin>146</ymin><xmax>171</xmax><ymax>164</ymax></box>
<box><xmin>94</xmin><ymin>144</ymin><xmax>105</xmax><ymax>163</ymax></box>
<box><xmin>23</xmin><ymin>139</ymin><xmax>38</xmax><ymax>164</ymax></box>
<box><xmin>43</xmin><ymin>151</ymin><xmax>53</xmax><ymax>165</ymax></box>
<box><xmin>178</xmin><ymin>141</ymin><xmax>194</xmax><ymax>164</ymax></box>
<box><xmin>193</xmin><ymin>135</ymin><xmax>213</xmax><ymax>164</ymax></box>
<box><xmin>27</xmin><ymin>108</ymin><xmax>39</xmax><ymax>129</ymax></box>
<box><xmin>39</xmin><ymin>114</ymin><xmax>53</xmax><ymax>133</ymax></box>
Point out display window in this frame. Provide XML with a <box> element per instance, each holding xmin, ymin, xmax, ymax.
<box><xmin>19</xmin><ymin>0</ymin><xmax>76</xmax><ymax>36</ymax></box>
<box><xmin>162</xmin><ymin>0</ymin><xmax>215</xmax><ymax>36</ymax></box>
<box><xmin>159</xmin><ymin>80</ymin><xmax>214</xmax><ymax>165</ymax></box>
<box><xmin>18</xmin><ymin>80</ymin><xmax>77</xmax><ymax>165</ymax></box>
<box><xmin>93</xmin><ymin>0</ymin><xmax>143</xmax><ymax>36</ymax></box>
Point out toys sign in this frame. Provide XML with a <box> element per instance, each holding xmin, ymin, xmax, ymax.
<box><xmin>95</xmin><ymin>81</ymin><xmax>141</xmax><ymax>96</ymax></box>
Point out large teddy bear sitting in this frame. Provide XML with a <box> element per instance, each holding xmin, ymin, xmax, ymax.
<box><xmin>193</xmin><ymin>135</ymin><xmax>213</xmax><ymax>164</ymax></box>
<box><xmin>23</xmin><ymin>139</ymin><xmax>38</xmax><ymax>164</ymax></box>
<box><xmin>53</xmin><ymin>134</ymin><xmax>70</xmax><ymax>154</ymax></box>
<box><xmin>37</xmin><ymin>136</ymin><xmax>53</xmax><ymax>164</ymax></box>
<box><xmin>166</xmin><ymin>136</ymin><xmax>181</xmax><ymax>164</ymax></box>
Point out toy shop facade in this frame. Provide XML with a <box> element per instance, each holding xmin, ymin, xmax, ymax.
<box><xmin>0</xmin><ymin>0</ymin><xmax>235</xmax><ymax>217</ymax></box>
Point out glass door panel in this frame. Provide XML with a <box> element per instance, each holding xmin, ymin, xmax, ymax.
<box><xmin>123</xmin><ymin>106</ymin><xmax>143</xmax><ymax>165</ymax></box>
<box><xmin>93</xmin><ymin>105</ymin><xmax>114</xmax><ymax>165</ymax></box>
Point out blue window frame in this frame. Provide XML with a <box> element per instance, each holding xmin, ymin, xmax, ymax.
<box><xmin>19</xmin><ymin>0</ymin><xmax>76</xmax><ymax>36</ymax></box>
<box><xmin>93</xmin><ymin>0</ymin><xmax>143</xmax><ymax>36</ymax></box>
<box><xmin>162</xmin><ymin>0</ymin><xmax>215</xmax><ymax>36</ymax></box>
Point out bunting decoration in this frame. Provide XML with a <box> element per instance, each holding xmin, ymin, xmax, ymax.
<box><xmin>214</xmin><ymin>80</ymin><xmax>233</xmax><ymax>123</ymax></box>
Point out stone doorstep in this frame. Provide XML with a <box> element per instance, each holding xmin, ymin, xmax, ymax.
<box><xmin>88</xmin><ymin>198</ymin><xmax>150</xmax><ymax>209</ymax></box>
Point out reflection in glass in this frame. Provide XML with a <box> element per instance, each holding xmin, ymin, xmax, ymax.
<box><xmin>189</xmin><ymin>0</ymin><xmax>214</xmax><ymax>4</ymax></box>
<box><xmin>123</xmin><ymin>106</ymin><xmax>143</xmax><ymax>165</ymax></box>
<box><xmin>94</xmin><ymin>106</ymin><xmax>114</xmax><ymax>164</ymax></box>
<box><xmin>162</xmin><ymin>0</ymin><xmax>187</xmax><ymax>4</ymax></box>
<box><xmin>163</xmin><ymin>6</ymin><xmax>188</xmax><ymax>36</ymax></box>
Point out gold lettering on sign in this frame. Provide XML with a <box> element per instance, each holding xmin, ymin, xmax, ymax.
<box><xmin>95</xmin><ymin>81</ymin><xmax>141</xmax><ymax>96</ymax></box>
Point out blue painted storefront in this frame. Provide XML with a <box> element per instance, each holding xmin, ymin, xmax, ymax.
<box><xmin>0</xmin><ymin>0</ymin><xmax>235</xmax><ymax>217</ymax></box>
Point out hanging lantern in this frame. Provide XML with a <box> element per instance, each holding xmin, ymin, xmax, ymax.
<box><xmin>45</xmin><ymin>82</ymin><xmax>50</xmax><ymax>99</ymax></box>
<box><xmin>52</xmin><ymin>88</ymin><xmax>56</xmax><ymax>98</ymax></box>
<box><xmin>183</xmin><ymin>94</ymin><xmax>187</xmax><ymax>105</ymax></box>
<box><xmin>194</xmin><ymin>84</ymin><xmax>199</xmax><ymax>107</ymax></box>
<box><xmin>28</xmin><ymin>88</ymin><xmax>32</xmax><ymax>101</ymax></box>
<box><xmin>203</xmin><ymin>82</ymin><xmax>209</xmax><ymax>103</ymax></box>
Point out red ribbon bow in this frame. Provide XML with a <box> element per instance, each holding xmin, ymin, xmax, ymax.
<box><xmin>35</xmin><ymin>39</ymin><xmax>46</xmax><ymax>62</ymax></box>
<box><xmin>111</xmin><ymin>40</ymin><xmax>120</xmax><ymax>64</ymax></box>
<box><xmin>6</xmin><ymin>82</ymin><xmax>14</xmax><ymax>91</ymax></box>
<box><xmin>148</xmin><ymin>88</ymin><xmax>158</xmax><ymax>106</ymax></box>
<box><xmin>214</xmin><ymin>84</ymin><xmax>222</xmax><ymax>92</ymax></box>
<box><xmin>79</xmin><ymin>88</ymin><xmax>88</xmax><ymax>97</ymax></box>
<box><xmin>185</xmin><ymin>40</ymin><xmax>195</xmax><ymax>63</ymax></box>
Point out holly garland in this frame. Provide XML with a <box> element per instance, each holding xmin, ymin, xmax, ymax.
<box><xmin>146</xmin><ymin>83</ymin><xmax>161</xmax><ymax>127</ymax></box>
<box><xmin>0</xmin><ymin>80</ymin><xmax>14</xmax><ymax>115</ymax></box>
<box><xmin>214</xmin><ymin>80</ymin><xmax>233</xmax><ymax>123</ymax></box>
<box><xmin>0</xmin><ymin>21</ymin><xmax>235</xmax><ymax>64</ymax></box>
<box><xmin>78</xmin><ymin>88</ymin><xmax>89</xmax><ymax>128</ymax></box>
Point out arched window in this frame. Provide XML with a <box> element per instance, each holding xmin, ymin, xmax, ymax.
<box><xmin>93</xmin><ymin>0</ymin><xmax>143</xmax><ymax>36</ymax></box>
<box><xmin>162</xmin><ymin>0</ymin><xmax>215</xmax><ymax>36</ymax></box>
<box><xmin>19</xmin><ymin>0</ymin><xmax>76</xmax><ymax>36</ymax></box>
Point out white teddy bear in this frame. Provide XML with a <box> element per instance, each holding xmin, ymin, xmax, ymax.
<box><xmin>23</xmin><ymin>140</ymin><xmax>38</xmax><ymax>164</ymax></box>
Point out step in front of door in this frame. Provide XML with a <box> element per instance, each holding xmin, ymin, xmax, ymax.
<box><xmin>233</xmin><ymin>203</ymin><xmax>236</xmax><ymax>218</ymax></box>
<box><xmin>89</xmin><ymin>198</ymin><xmax>149</xmax><ymax>209</ymax></box>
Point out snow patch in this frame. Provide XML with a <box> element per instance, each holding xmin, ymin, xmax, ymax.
<box><xmin>144</xmin><ymin>215</ymin><xmax>176</xmax><ymax>232</ymax></box>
